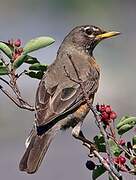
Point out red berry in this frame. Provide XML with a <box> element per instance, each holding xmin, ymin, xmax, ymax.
<box><xmin>101</xmin><ymin>112</ymin><xmax>110</xmax><ymax>124</ymax></box>
<box><xmin>105</xmin><ymin>105</ymin><xmax>112</xmax><ymax>113</ymax></box>
<box><xmin>114</xmin><ymin>156</ymin><xmax>126</xmax><ymax>165</ymax></box>
<box><xmin>118</xmin><ymin>139</ymin><xmax>125</xmax><ymax>146</ymax></box>
<box><xmin>110</xmin><ymin>111</ymin><xmax>117</xmax><ymax>120</ymax></box>
<box><xmin>101</xmin><ymin>112</ymin><xmax>109</xmax><ymax>120</ymax></box>
<box><xmin>13</xmin><ymin>53</ymin><xmax>20</xmax><ymax>60</ymax></box>
<box><xmin>14</xmin><ymin>39</ymin><xmax>21</xmax><ymax>47</ymax></box>
<box><xmin>119</xmin><ymin>156</ymin><xmax>126</xmax><ymax>165</ymax></box>
<box><xmin>131</xmin><ymin>158</ymin><xmax>136</xmax><ymax>165</ymax></box>
<box><xmin>99</xmin><ymin>105</ymin><xmax>106</xmax><ymax>112</ymax></box>
<box><xmin>18</xmin><ymin>47</ymin><xmax>23</xmax><ymax>54</ymax></box>
<box><xmin>114</xmin><ymin>157</ymin><xmax>120</xmax><ymax>164</ymax></box>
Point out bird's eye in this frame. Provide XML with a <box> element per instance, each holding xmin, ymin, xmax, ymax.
<box><xmin>84</xmin><ymin>28</ymin><xmax>93</xmax><ymax>35</ymax></box>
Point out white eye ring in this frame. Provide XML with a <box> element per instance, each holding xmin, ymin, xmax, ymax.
<box><xmin>84</xmin><ymin>27</ymin><xmax>93</xmax><ymax>36</ymax></box>
<box><xmin>83</xmin><ymin>27</ymin><xmax>95</xmax><ymax>38</ymax></box>
<box><xmin>84</xmin><ymin>26</ymin><xmax>91</xmax><ymax>31</ymax></box>
<box><xmin>92</xmin><ymin>27</ymin><xmax>99</xmax><ymax>32</ymax></box>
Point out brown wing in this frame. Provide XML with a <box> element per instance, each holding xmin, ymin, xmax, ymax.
<box><xmin>35</xmin><ymin>70</ymin><xmax>99</xmax><ymax>127</ymax></box>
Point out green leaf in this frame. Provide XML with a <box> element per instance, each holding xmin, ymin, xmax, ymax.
<box><xmin>92</xmin><ymin>165</ymin><xmax>106</xmax><ymax>179</ymax></box>
<box><xmin>13</xmin><ymin>54</ymin><xmax>27</xmax><ymax>69</ymax></box>
<box><xmin>118</xmin><ymin>124</ymin><xmax>134</xmax><ymax>135</ymax></box>
<box><xmin>0</xmin><ymin>42</ymin><xmax>12</xmax><ymax>58</ymax></box>
<box><xmin>109</xmin><ymin>174</ymin><xmax>114</xmax><ymax>180</ymax></box>
<box><xmin>25</xmin><ymin>70</ymin><xmax>44</xmax><ymax>80</ymax></box>
<box><xmin>35</xmin><ymin>71</ymin><xmax>44</xmax><ymax>79</ymax></box>
<box><xmin>133</xmin><ymin>135</ymin><xmax>136</xmax><ymax>145</ymax></box>
<box><xmin>94</xmin><ymin>135</ymin><xmax>105</xmax><ymax>144</ymax></box>
<box><xmin>24</xmin><ymin>55</ymin><xmax>40</xmax><ymax>64</ymax></box>
<box><xmin>0</xmin><ymin>66</ymin><xmax>9</xmax><ymax>75</ymax></box>
<box><xmin>108</xmin><ymin>139</ymin><xmax>122</xmax><ymax>156</ymax></box>
<box><xmin>117</xmin><ymin>116</ymin><xmax>136</xmax><ymax>129</ymax></box>
<box><xmin>0</xmin><ymin>61</ymin><xmax>3</xmax><ymax>66</ymax></box>
<box><xmin>25</xmin><ymin>70</ymin><xmax>36</xmax><ymax>78</ymax></box>
<box><xmin>119</xmin><ymin>116</ymin><xmax>130</xmax><ymax>123</ymax></box>
<box><xmin>29</xmin><ymin>63</ymin><xmax>48</xmax><ymax>71</ymax></box>
<box><xmin>97</xmin><ymin>144</ymin><xmax>106</xmax><ymax>152</ymax></box>
<box><xmin>23</xmin><ymin>36</ymin><xmax>55</xmax><ymax>54</ymax></box>
<box><xmin>94</xmin><ymin>135</ymin><xmax>106</xmax><ymax>152</ymax></box>
<box><xmin>0</xmin><ymin>41</ymin><xmax>14</xmax><ymax>51</ymax></box>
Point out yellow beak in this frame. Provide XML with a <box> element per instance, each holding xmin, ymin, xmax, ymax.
<box><xmin>95</xmin><ymin>31</ymin><xmax>120</xmax><ymax>40</ymax></box>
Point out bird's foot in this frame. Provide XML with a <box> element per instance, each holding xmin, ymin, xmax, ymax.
<box><xmin>72</xmin><ymin>122</ymin><xmax>96</xmax><ymax>152</ymax></box>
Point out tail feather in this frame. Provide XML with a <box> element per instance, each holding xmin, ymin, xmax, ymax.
<box><xmin>19</xmin><ymin>125</ymin><xmax>59</xmax><ymax>174</ymax></box>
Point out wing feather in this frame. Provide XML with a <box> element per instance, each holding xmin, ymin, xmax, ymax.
<box><xmin>35</xmin><ymin>53</ymin><xmax>100</xmax><ymax>126</ymax></box>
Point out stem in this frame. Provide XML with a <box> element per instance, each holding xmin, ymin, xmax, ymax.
<box><xmin>0</xmin><ymin>77</ymin><xmax>12</xmax><ymax>87</ymax></box>
<box><xmin>93</xmin><ymin>150</ymin><xmax>119</xmax><ymax>180</ymax></box>
<box><xmin>0</xmin><ymin>84</ymin><xmax>35</xmax><ymax>111</ymax></box>
<box><xmin>77</xmin><ymin>136</ymin><xmax>119</xmax><ymax>180</ymax></box>
<box><xmin>91</xmin><ymin>107</ymin><xmax>122</xmax><ymax>178</ymax></box>
<box><xmin>108</xmin><ymin>134</ymin><xmax>131</xmax><ymax>157</ymax></box>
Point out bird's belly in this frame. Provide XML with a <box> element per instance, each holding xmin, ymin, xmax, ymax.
<box><xmin>60</xmin><ymin>103</ymin><xmax>90</xmax><ymax>130</ymax></box>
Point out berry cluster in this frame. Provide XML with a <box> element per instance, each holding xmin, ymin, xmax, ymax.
<box><xmin>113</xmin><ymin>156</ymin><xmax>130</xmax><ymax>172</ymax></box>
<box><xmin>96</xmin><ymin>104</ymin><xmax>117</xmax><ymax>125</ymax></box>
<box><xmin>114</xmin><ymin>156</ymin><xmax>126</xmax><ymax>165</ymax></box>
<box><xmin>118</xmin><ymin>139</ymin><xmax>126</xmax><ymax>146</ymax></box>
<box><xmin>8</xmin><ymin>39</ymin><xmax>23</xmax><ymax>60</ymax></box>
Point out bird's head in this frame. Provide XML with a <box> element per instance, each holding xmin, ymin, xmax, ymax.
<box><xmin>63</xmin><ymin>25</ymin><xmax>120</xmax><ymax>55</ymax></box>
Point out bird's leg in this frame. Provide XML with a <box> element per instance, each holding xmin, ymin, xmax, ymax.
<box><xmin>72</xmin><ymin>121</ymin><xmax>83</xmax><ymax>139</ymax></box>
<box><xmin>72</xmin><ymin>121</ymin><xmax>96</xmax><ymax>151</ymax></box>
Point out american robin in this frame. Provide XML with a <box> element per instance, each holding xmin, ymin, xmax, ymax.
<box><xmin>19</xmin><ymin>25</ymin><xmax>120</xmax><ymax>173</ymax></box>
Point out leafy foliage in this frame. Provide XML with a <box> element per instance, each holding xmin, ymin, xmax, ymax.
<box><xmin>94</xmin><ymin>135</ymin><xmax>106</xmax><ymax>152</ymax></box>
<box><xmin>0</xmin><ymin>42</ymin><xmax>12</xmax><ymax>58</ymax></box>
<box><xmin>92</xmin><ymin>165</ymin><xmax>106</xmax><ymax>179</ymax></box>
<box><xmin>0</xmin><ymin>66</ymin><xmax>9</xmax><ymax>75</ymax></box>
<box><xmin>0</xmin><ymin>37</ymin><xmax>54</xmax><ymax>78</ymax></box>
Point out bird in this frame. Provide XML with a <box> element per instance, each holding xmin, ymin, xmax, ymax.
<box><xmin>19</xmin><ymin>25</ymin><xmax>120</xmax><ymax>174</ymax></box>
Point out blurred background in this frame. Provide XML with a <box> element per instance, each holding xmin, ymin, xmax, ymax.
<box><xmin>0</xmin><ymin>0</ymin><xmax>136</xmax><ymax>179</ymax></box>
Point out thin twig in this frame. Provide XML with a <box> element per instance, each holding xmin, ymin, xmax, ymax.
<box><xmin>0</xmin><ymin>77</ymin><xmax>12</xmax><ymax>87</ymax></box>
<box><xmin>0</xmin><ymin>75</ymin><xmax>33</xmax><ymax>109</ymax></box>
<box><xmin>108</xmin><ymin>134</ymin><xmax>131</xmax><ymax>157</ymax></box>
<box><xmin>0</xmin><ymin>84</ymin><xmax>35</xmax><ymax>111</ymax></box>
<box><xmin>109</xmin><ymin>124</ymin><xmax>116</xmax><ymax>138</ymax></box>
<box><xmin>93</xmin><ymin>150</ymin><xmax>120</xmax><ymax>180</ymax></box>
<box><xmin>17</xmin><ymin>70</ymin><xmax>27</xmax><ymax>79</ymax></box>
<box><xmin>0</xmin><ymin>51</ymin><xmax>34</xmax><ymax>109</ymax></box>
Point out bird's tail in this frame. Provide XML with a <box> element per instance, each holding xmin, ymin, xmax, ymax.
<box><xmin>19</xmin><ymin>125</ymin><xmax>59</xmax><ymax>174</ymax></box>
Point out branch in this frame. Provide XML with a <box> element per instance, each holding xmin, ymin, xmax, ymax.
<box><xmin>108</xmin><ymin>134</ymin><xmax>131</xmax><ymax>157</ymax></box>
<box><xmin>65</xmin><ymin>54</ymin><xmax>122</xmax><ymax>180</ymax></box>
<box><xmin>0</xmin><ymin>52</ymin><xmax>34</xmax><ymax>111</ymax></box>
<box><xmin>90</xmin><ymin>107</ymin><xmax>121</xmax><ymax>176</ymax></box>
<box><xmin>74</xmin><ymin>131</ymin><xmax>120</xmax><ymax>180</ymax></box>
<box><xmin>0</xmin><ymin>77</ymin><xmax>12</xmax><ymax>87</ymax></box>
<box><xmin>0</xmin><ymin>84</ymin><xmax>34</xmax><ymax>111</ymax></box>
